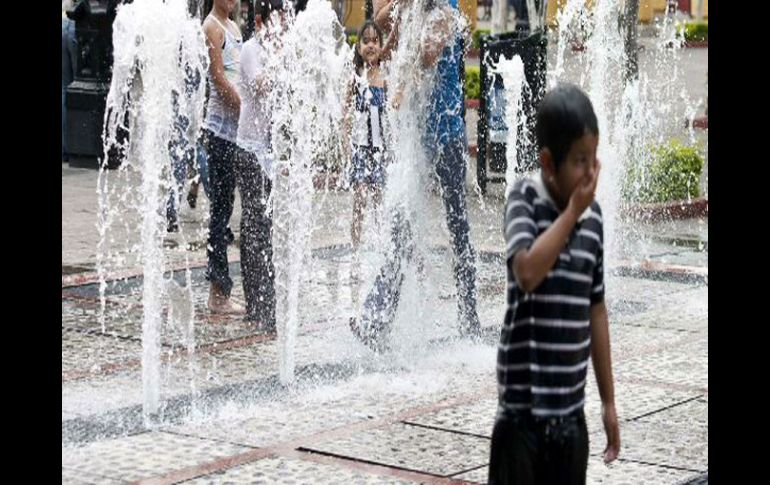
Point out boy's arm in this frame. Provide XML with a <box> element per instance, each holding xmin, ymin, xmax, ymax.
<box><xmin>511</xmin><ymin>202</ymin><xmax>579</xmax><ymax>292</ymax></box>
<box><xmin>511</xmin><ymin>161</ymin><xmax>600</xmax><ymax>292</ymax></box>
<box><xmin>590</xmin><ymin>300</ymin><xmax>620</xmax><ymax>463</ymax></box>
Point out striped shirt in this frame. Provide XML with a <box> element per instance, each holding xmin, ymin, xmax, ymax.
<box><xmin>499</xmin><ymin>174</ymin><xmax>605</xmax><ymax>418</ymax></box>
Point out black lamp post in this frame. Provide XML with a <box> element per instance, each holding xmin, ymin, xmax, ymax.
<box><xmin>65</xmin><ymin>0</ymin><xmax>127</xmax><ymax>169</ymax></box>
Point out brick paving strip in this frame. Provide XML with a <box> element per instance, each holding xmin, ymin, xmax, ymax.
<box><xmin>129</xmin><ymin>391</ymin><xmax>490</xmax><ymax>485</ymax></box>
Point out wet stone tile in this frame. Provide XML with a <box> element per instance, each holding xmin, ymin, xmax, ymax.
<box><xmin>61</xmin><ymin>466</ymin><xmax>126</xmax><ymax>485</ymax></box>
<box><xmin>614</xmin><ymin>338</ymin><xmax>708</xmax><ymax>391</ymax></box>
<box><xmin>62</xmin><ymin>367</ymin><xmax>194</xmax><ymax>418</ymax></box>
<box><xmin>634</xmin><ymin>396</ymin><xmax>708</xmax><ymax>430</ymax></box>
<box><xmin>607</xmin><ymin>325</ymin><xmax>691</xmax><ymax>360</ymax></box>
<box><xmin>451</xmin><ymin>454</ymin><xmax>697</xmax><ymax>484</ymax></box>
<box><xmin>62</xmin><ymin>329</ymin><xmax>141</xmax><ymax>376</ymax></box>
<box><xmin>61</xmin><ymin>431</ymin><xmax>250</xmax><ymax>482</ymax></box>
<box><xmin>583</xmin><ymin>380</ymin><xmax>701</xmax><ymax>435</ymax></box>
<box><xmin>182</xmin><ymin>456</ymin><xmax>419</xmax><ymax>484</ymax></box>
<box><xmin>450</xmin><ymin>465</ymin><xmax>488</xmax><ymax>484</ymax></box>
<box><xmin>586</xmin><ymin>458</ymin><xmax>695</xmax><ymax>484</ymax></box>
<box><xmin>167</xmin><ymin>370</ymin><xmax>490</xmax><ymax>450</ymax></box>
<box><xmin>404</xmin><ymin>398</ymin><xmax>498</xmax><ymax>438</ymax></box>
<box><xmin>61</xmin><ymin>298</ymin><xmax>144</xmax><ymax>341</ymax></box>
<box><xmin>606</xmin><ymin>276</ymin><xmax>695</xmax><ymax>301</ymax></box>
<box><xmin>305</xmin><ymin>422</ymin><xmax>489</xmax><ymax>477</ymax></box>
<box><xmin>590</xmin><ymin>420</ymin><xmax>707</xmax><ymax>472</ymax></box>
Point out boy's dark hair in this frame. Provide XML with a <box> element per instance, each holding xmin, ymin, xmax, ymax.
<box><xmin>535</xmin><ymin>83</ymin><xmax>599</xmax><ymax>169</ymax></box>
<box><xmin>353</xmin><ymin>21</ymin><xmax>383</xmax><ymax>75</ymax></box>
<box><xmin>256</xmin><ymin>0</ymin><xmax>283</xmax><ymax>23</ymax></box>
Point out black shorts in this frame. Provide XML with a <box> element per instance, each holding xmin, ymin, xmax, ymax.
<box><xmin>488</xmin><ymin>410</ymin><xmax>589</xmax><ymax>485</ymax></box>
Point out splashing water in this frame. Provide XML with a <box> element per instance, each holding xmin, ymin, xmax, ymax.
<box><xmin>545</xmin><ymin>0</ymin><xmax>702</xmax><ymax>274</ymax></box>
<box><xmin>492</xmin><ymin>55</ymin><xmax>530</xmax><ymax>197</ymax></box>
<box><xmin>98</xmin><ymin>0</ymin><xmax>207</xmax><ymax>422</ymax></box>
<box><xmin>264</xmin><ymin>0</ymin><xmax>353</xmax><ymax>384</ymax></box>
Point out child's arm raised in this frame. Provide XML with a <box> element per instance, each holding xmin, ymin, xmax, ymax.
<box><xmin>374</xmin><ymin>0</ymin><xmax>406</xmax><ymax>33</ymax></box>
<box><xmin>419</xmin><ymin>6</ymin><xmax>455</xmax><ymax>67</ymax></box>
<box><xmin>380</xmin><ymin>19</ymin><xmax>400</xmax><ymax>63</ymax></box>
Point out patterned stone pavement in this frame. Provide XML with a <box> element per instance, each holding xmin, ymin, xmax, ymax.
<box><xmin>62</xmin><ymin>244</ymin><xmax>707</xmax><ymax>484</ymax></box>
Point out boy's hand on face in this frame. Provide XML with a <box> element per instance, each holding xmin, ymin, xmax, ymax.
<box><xmin>568</xmin><ymin>158</ymin><xmax>601</xmax><ymax>218</ymax></box>
<box><xmin>602</xmin><ymin>401</ymin><xmax>620</xmax><ymax>463</ymax></box>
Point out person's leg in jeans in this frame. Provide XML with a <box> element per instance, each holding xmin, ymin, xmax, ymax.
<box><xmin>188</xmin><ymin>136</ymin><xmax>210</xmax><ymax>209</ymax></box>
<box><xmin>434</xmin><ymin>137</ymin><xmax>481</xmax><ymax>334</ymax></box>
<box><xmin>205</xmin><ymin>130</ymin><xmax>241</xmax><ymax>312</ymax></box>
<box><xmin>235</xmin><ymin>149</ymin><xmax>259</xmax><ymax>319</ymax></box>
<box><xmin>236</xmin><ymin>150</ymin><xmax>275</xmax><ymax>326</ymax></box>
<box><xmin>253</xmin><ymin>163</ymin><xmax>275</xmax><ymax>327</ymax></box>
<box><xmin>352</xmin><ymin>207</ymin><xmax>414</xmax><ymax>350</ymax></box>
<box><xmin>166</xmin><ymin>137</ymin><xmax>189</xmax><ymax>232</ymax></box>
<box><xmin>190</xmin><ymin>139</ymin><xmax>234</xmax><ymax>246</ymax></box>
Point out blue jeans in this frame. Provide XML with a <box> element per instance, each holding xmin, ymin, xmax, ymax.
<box><xmin>204</xmin><ymin>129</ymin><xmax>238</xmax><ymax>296</ymax></box>
<box><xmin>166</xmin><ymin>135</ymin><xmax>192</xmax><ymax>227</ymax></box>
<box><xmin>196</xmin><ymin>137</ymin><xmax>210</xmax><ymax>197</ymax></box>
<box><xmin>433</xmin><ymin>137</ymin><xmax>479</xmax><ymax>326</ymax></box>
<box><xmin>356</xmin><ymin>137</ymin><xmax>480</xmax><ymax>346</ymax></box>
<box><xmin>235</xmin><ymin>148</ymin><xmax>275</xmax><ymax>324</ymax></box>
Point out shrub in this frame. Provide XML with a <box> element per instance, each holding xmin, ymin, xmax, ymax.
<box><xmin>623</xmin><ymin>140</ymin><xmax>704</xmax><ymax>203</ymax></box>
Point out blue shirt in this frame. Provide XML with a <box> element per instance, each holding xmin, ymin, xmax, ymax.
<box><xmin>424</xmin><ymin>0</ymin><xmax>466</xmax><ymax>154</ymax></box>
<box><xmin>62</xmin><ymin>17</ymin><xmax>78</xmax><ymax>88</ymax></box>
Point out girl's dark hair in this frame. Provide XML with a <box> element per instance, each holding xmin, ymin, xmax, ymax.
<box><xmin>202</xmin><ymin>0</ymin><xmax>237</xmax><ymax>21</ymax></box>
<box><xmin>352</xmin><ymin>21</ymin><xmax>383</xmax><ymax>75</ymax></box>
<box><xmin>202</xmin><ymin>0</ymin><xmax>213</xmax><ymax>19</ymax></box>
<box><xmin>535</xmin><ymin>83</ymin><xmax>599</xmax><ymax>169</ymax></box>
<box><xmin>256</xmin><ymin>0</ymin><xmax>283</xmax><ymax>23</ymax></box>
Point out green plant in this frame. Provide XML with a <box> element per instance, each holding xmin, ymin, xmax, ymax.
<box><xmin>347</xmin><ymin>34</ymin><xmax>357</xmax><ymax>47</ymax></box>
<box><xmin>623</xmin><ymin>140</ymin><xmax>705</xmax><ymax>203</ymax></box>
<box><xmin>677</xmin><ymin>21</ymin><xmax>708</xmax><ymax>42</ymax></box>
<box><xmin>464</xmin><ymin>66</ymin><xmax>480</xmax><ymax>100</ymax></box>
<box><xmin>472</xmin><ymin>28</ymin><xmax>491</xmax><ymax>50</ymax></box>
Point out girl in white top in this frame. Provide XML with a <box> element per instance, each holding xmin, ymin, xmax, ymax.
<box><xmin>202</xmin><ymin>0</ymin><xmax>245</xmax><ymax>315</ymax></box>
<box><xmin>233</xmin><ymin>0</ymin><xmax>284</xmax><ymax>326</ymax></box>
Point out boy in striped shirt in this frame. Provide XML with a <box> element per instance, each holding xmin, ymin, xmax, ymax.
<box><xmin>488</xmin><ymin>84</ymin><xmax>620</xmax><ymax>485</ymax></box>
